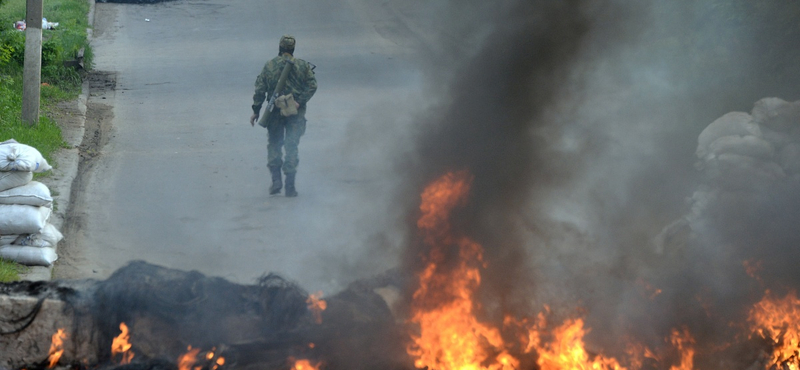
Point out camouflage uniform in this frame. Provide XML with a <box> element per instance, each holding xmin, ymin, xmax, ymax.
<box><xmin>252</xmin><ymin>35</ymin><xmax>317</xmax><ymax>196</ymax></box>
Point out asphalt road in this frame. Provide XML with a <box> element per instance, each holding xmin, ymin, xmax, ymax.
<box><xmin>56</xmin><ymin>0</ymin><xmax>429</xmax><ymax>293</ymax></box>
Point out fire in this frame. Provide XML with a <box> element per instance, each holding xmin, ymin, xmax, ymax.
<box><xmin>206</xmin><ymin>347</ymin><xmax>226</xmax><ymax>370</ymax></box>
<box><xmin>307</xmin><ymin>291</ymin><xmax>327</xmax><ymax>324</ymax></box>
<box><xmin>533</xmin><ymin>318</ymin><xmax>627</xmax><ymax>370</ymax></box>
<box><xmin>178</xmin><ymin>346</ymin><xmax>201</xmax><ymax>370</ymax></box>
<box><xmin>111</xmin><ymin>322</ymin><xmax>134</xmax><ymax>364</ymax></box>
<box><xmin>667</xmin><ymin>327</ymin><xmax>695</xmax><ymax>370</ymax></box>
<box><xmin>291</xmin><ymin>358</ymin><xmax>322</xmax><ymax>370</ymax></box>
<box><xmin>407</xmin><ymin>171</ymin><xmax>635</xmax><ymax>370</ymax></box>
<box><xmin>47</xmin><ymin>328</ymin><xmax>67</xmax><ymax>368</ymax></box>
<box><xmin>749</xmin><ymin>290</ymin><xmax>800</xmax><ymax>369</ymax></box>
<box><xmin>407</xmin><ymin>171</ymin><xmax>516</xmax><ymax>370</ymax></box>
<box><xmin>408</xmin><ymin>171</ymin><xmax>800</xmax><ymax>370</ymax></box>
<box><xmin>178</xmin><ymin>346</ymin><xmax>226</xmax><ymax>370</ymax></box>
<box><xmin>625</xmin><ymin>342</ymin><xmax>659</xmax><ymax>370</ymax></box>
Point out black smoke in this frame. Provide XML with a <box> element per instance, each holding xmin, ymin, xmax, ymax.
<box><xmin>399</xmin><ymin>0</ymin><xmax>589</xmax><ymax>307</ymax></box>
<box><xmin>397</xmin><ymin>0</ymin><xmax>800</xmax><ymax>368</ymax></box>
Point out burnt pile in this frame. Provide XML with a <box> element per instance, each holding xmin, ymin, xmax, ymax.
<box><xmin>0</xmin><ymin>261</ymin><xmax>411</xmax><ymax>370</ymax></box>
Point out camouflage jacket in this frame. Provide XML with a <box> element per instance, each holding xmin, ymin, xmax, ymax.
<box><xmin>252</xmin><ymin>54</ymin><xmax>317</xmax><ymax>118</ymax></box>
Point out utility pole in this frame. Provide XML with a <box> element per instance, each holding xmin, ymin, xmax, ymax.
<box><xmin>22</xmin><ymin>0</ymin><xmax>43</xmax><ymax>126</ymax></box>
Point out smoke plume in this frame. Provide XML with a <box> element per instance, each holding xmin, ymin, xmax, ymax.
<box><xmin>398</xmin><ymin>0</ymin><xmax>800</xmax><ymax>367</ymax></box>
<box><xmin>399</xmin><ymin>0</ymin><xmax>591</xmax><ymax>315</ymax></box>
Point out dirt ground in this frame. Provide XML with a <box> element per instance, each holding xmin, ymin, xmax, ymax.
<box><xmin>54</xmin><ymin>70</ymin><xmax>116</xmax><ymax>279</ymax></box>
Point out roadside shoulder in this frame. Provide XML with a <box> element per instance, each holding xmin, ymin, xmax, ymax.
<box><xmin>17</xmin><ymin>0</ymin><xmax>96</xmax><ymax>281</ymax></box>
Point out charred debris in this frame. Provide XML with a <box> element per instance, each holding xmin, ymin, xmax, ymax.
<box><xmin>0</xmin><ymin>261</ymin><xmax>411</xmax><ymax>370</ymax></box>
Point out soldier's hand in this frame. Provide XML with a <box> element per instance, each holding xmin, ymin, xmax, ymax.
<box><xmin>250</xmin><ymin>114</ymin><xmax>258</xmax><ymax>127</ymax></box>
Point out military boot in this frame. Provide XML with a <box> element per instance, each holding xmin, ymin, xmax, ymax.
<box><xmin>269</xmin><ymin>166</ymin><xmax>282</xmax><ymax>195</ymax></box>
<box><xmin>284</xmin><ymin>173</ymin><xmax>298</xmax><ymax>197</ymax></box>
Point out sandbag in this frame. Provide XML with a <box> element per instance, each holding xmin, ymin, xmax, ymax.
<box><xmin>705</xmin><ymin>135</ymin><xmax>775</xmax><ymax>161</ymax></box>
<box><xmin>0</xmin><ymin>171</ymin><xmax>33</xmax><ymax>192</ymax></box>
<box><xmin>0</xmin><ymin>235</ymin><xmax>19</xmax><ymax>246</ymax></box>
<box><xmin>0</xmin><ymin>204</ymin><xmax>51</xmax><ymax>235</ymax></box>
<box><xmin>778</xmin><ymin>143</ymin><xmax>800</xmax><ymax>175</ymax></box>
<box><xmin>752</xmin><ymin>97</ymin><xmax>800</xmax><ymax>133</ymax></box>
<box><xmin>704</xmin><ymin>153</ymin><xmax>785</xmax><ymax>191</ymax></box>
<box><xmin>0</xmin><ymin>246</ymin><xmax>57</xmax><ymax>266</ymax></box>
<box><xmin>0</xmin><ymin>181</ymin><xmax>53</xmax><ymax>206</ymax></box>
<box><xmin>0</xmin><ymin>139</ymin><xmax>52</xmax><ymax>172</ymax></box>
<box><xmin>697</xmin><ymin>112</ymin><xmax>761</xmax><ymax>158</ymax></box>
<box><xmin>14</xmin><ymin>223</ymin><xmax>63</xmax><ymax>248</ymax></box>
<box><xmin>759</xmin><ymin>126</ymin><xmax>793</xmax><ymax>149</ymax></box>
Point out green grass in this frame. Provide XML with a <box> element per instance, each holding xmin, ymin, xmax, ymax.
<box><xmin>0</xmin><ymin>0</ymin><xmax>91</xmax><ymax>280</ymax></box>
<box><xmin>0</xmin><ymin>0</ymin><xmax>92</xmax><ymax>160</ymax></box>
<box><xmin>0</xmin><ymin>258</ymin><xmax>27</xmax><ymax>282</ymax></box>
<box><xmin>0</xmin><ymin>74</ymin><xmax>67</xmax><ymax>164</ymax></box>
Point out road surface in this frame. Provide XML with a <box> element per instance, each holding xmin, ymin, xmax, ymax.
<box><xmin>57</xmin><ymin>0</ymin><xmax>430</xmax><ymax>293</ymax></box>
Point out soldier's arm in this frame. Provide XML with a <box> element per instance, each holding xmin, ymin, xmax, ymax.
<box><xmin>252</xmin><ymin>64</ymin><xmax>272</xmax><ymax>115</ymax></box>
<box><xmin>296</xmin><ymin>64</ymin><xmax>317</xmax><ymax>107</ymax></box>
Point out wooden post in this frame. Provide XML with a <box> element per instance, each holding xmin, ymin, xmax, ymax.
<box><xmin>21</xmin><ymin>0</ymin><xmax>43</xmax><ymax>126</ymax></box>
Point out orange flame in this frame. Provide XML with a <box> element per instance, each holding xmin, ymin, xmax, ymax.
<box><xmin>533</xmin><ymin>318</ymin><xmax>628</xmax><ymax>370</ymax></box>
<box><xmin>667</xmin><ymin>327</ymin><xmax>695</xmax><ymax>370</ymax></box>
<box><xmin>47</xmin><ymin>328</ymin><xmax>67</xmax><ymax>368</ymax></box>
<box><xmin>291</xmin><ymin>358</ymin><xmax>321</xmax><ymax>370</ymax></box>
<box><xmin>625</xmin><ymin>342</ymin><xmax>659</xmax><ymax>370</ymax></box>
<box><xmin>178</xmin><ymin>346</ymin><xmax>201</xmax><ymax>370</ymax></box>
<box><xmin>407</xmin><ymin>171</ymin><xmax>517</xmax><ymax>370</ymax></box>
<box><xmin>407</xmin><ymin>171</ymin><xmax>638</xmax><ymax>370</ymax></box>
<box><xmin>177</xmin><ymin>346</ymin><xmax>226</xmax><ymax>370</ymax></box>
<box><xmin>749</xmin><ymin>290</ymin><xmax>800</xmax><ymax>369</ymax></box>
<box><xmin>111</xmin><ymin>322</ymin><xmax>134</xmax><ymax>364</ymax></box>
<box><xmin>206</xmin><ymin>347</ymin><xmax>226</xmax><ymax>370</ymax></box>
<box><xmin>307</xmin><ymin>291</ymin><xmax>327</xmax><ymax>324</ymax></box>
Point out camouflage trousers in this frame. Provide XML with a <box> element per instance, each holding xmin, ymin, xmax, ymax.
<box><xmin>266</xmin><ymin>114</ymin><xmax>306</xmax><ymax>174</ymax></box>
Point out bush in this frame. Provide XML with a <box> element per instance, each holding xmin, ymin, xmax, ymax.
<box><xmin>0</xmin><ymin>30</ymin><xmax>25</xmax><ymax>68</ymax></box>
<box><xmin>0</xmin><ymin>43</ymin><xmax>12</xmax><ymax>67</ymax></box>
<box><xmin>41</xmin><ymin>39</ymin><xmax>60</xmax><ymax>66</ymax></box>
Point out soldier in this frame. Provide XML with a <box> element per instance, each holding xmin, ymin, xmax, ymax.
<box><xmin>250</xmin><ymin>35</ymin><xmax>317</xmax><ymax>197</ymax></box>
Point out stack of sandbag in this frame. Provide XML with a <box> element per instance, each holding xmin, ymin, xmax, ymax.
<box><xmin>653</xmin><ymin>98</ymin><xmax>800</xmax><ymax>253</ymax></box>
<box><xmin>0</xmin><ymin>139</ymin><xmax>61</xmax><ymax>266</ymax></box>
<box><xmin>689</xmin><ymin>98</ymin><xmax>800</xmax><ymax>223</ymax></box>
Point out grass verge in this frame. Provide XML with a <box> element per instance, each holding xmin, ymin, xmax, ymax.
<box><xmin>0</xmin><ymin>0</ymin><xmax>91</xmax><ymax>280</ymax></box>
<box><xmin>0</xmin><ymin>258</ymin><xmax>27</xmax><ymax>282</ymax></box>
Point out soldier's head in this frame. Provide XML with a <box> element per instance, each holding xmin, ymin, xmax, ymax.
<box><xmin>279</xmin><ymin>35</ymin><xmax>296</xmax><ymax>56</ymax></box>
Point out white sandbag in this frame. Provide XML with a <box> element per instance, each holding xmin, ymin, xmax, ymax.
<box><xmin>697</xmin><ymin>112</ymin><xmax>761</xmax><ymax>158</ymax></box>
<box><xmin>0</xmin><ymin>204</ymin><xmax>51</xmax><ymax>235</ymax></box>
<box><xmin>0</xmin><ymin>139</ymin><xmax>52</xmax><ymax>173</ymax></box>
<box><xmin>14</xmin><ymin>223</ymin><xmax>63</xmax><ymax>248</ymax></box>
<box><xmin>759</xmin><ymin>126</ymin><xmax>793</xmax><ymax>149</ymax></box>
<box><xmin>706</xmin><ymin>135</ymin><xmax>775</xmax><ymax>161</ymax></box>
<box><xmin>704</xmin><ymin>153</ymin><xmax>785</xmax><ymax>191</ymax></box>
<box><xmin>778</xmin><ymin>143</ymin><xmax>800</xmax><ymax>175</ymax></box>
<box><xmin>0</xmin><ymin>246</ymin><xmax>57</xmax><ymax>266</ymax></box>
<box><xmin>0</xmin><ymin>181</ymin><xmax>52</xmax><ymax>206</ymax></box>
<box><xmin>752</xmin><ymin>97</ymin><xmax>800</xmax><ymax>133</ymax></box>
<box><xmin>0</xmin><ymin>235</ymin><xmax>19</xmax><ymax>246</ymax></box>
<box><xmin>0</xmin><ymin>171</ymin><xmax>33</xmax><ymax>192</ymax></box>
